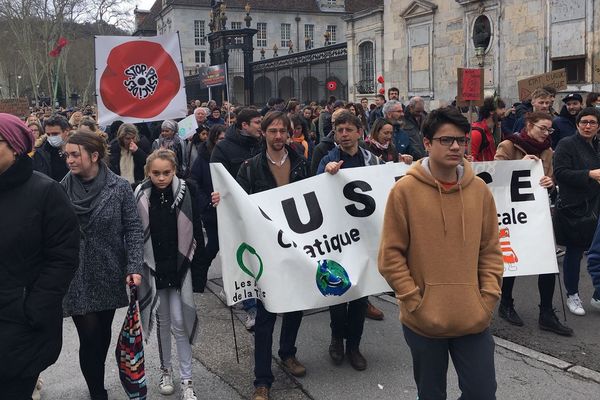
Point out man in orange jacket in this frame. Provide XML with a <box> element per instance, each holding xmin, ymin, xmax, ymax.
<box><xmin>378</xmin><ymin>107</ymin><xmax>504</xmax><ymax>400</ymax></box>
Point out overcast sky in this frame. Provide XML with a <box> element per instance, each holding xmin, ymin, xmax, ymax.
<box><xmin>135</xmin><ymin>0</ymin><xmax>156</xmax><ymax>11</ymax></box>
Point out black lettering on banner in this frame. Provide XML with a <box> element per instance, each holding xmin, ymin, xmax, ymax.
<box><xmin>343</xmin><ymin>181</ymin><xmax>376</xmax><ymax>217</ymax></box>
<box><xmin>281</xmin><ymin>192</ymin><xmax>324</xmax><ymax>234</ymax></box>
<box><xmin>511</xmin><ymin>170</ymin><xmax>535</xmax><ymax>202</ymax></box>
<box><xmin>477</xmin><ymin>172</ymin><xmax>493</xmax><ymax>184</ymax></box>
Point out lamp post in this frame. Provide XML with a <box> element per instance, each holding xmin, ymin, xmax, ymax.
<box><xmin>244</xmin><ymin>3</ymin><xmax>252</xmax><ymax>28</ymax></box>
<box><xmin>16</xmin><ymin>75</ymin><xmax>21</xmax><ymax>98</ymax></box>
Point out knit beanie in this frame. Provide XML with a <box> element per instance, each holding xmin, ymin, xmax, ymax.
<box><xmin>0</xmin><ymin>113</ymin><xmax>35</xmax><ymax>155</ymax></box>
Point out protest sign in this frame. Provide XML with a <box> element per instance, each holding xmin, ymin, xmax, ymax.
<box><xmin>457</xmin><ymin>68</ymin><xmax>484</xmax><ymax>103</ymax></box>
<box><xmin>95</xmin><ymin>34</ymin><xmax>187</xmax><ymax>126</ymax></box>
<box><xmin>212</xmin><ymin>160</ymin><xmax>558</xmax><ymax>313</ymax></box>
<box><xmin>177</xmin><ymin>114</ymin><xmax>198</xmax><ymax>140</ymax></box>
<box><xmin>198</xmin><ymin>64</ymin><xmax>227</xmax><ymax>89</ymax></box>
<box><xmin>517</xmin><ymin>69</ymin><xmax>567</xmax><ymax>101</ymax></box>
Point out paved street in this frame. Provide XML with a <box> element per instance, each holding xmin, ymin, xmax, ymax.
<box><xmin>41</xmin><ymin>257</ymin><xmax>600</xmax><ymax>400</ymax></box>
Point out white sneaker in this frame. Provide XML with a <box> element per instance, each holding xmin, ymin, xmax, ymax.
<box><xmin>159</xmin><ymin>368</ymin><xmax>175</xmax><ymax>395</ymax></box>
<box><xmin>591</xmin><ymin>296</ymin><xmax>600</xmax><ymax>310</ymax></box>
<box><xmin>181</xmin><ymin>380</ymin><xmax>198</xmax><ymax>400</ymax></box>
<box><xmin>567</xmin><ymin>294</ymin><xmax>586</xmax><ymax>316</ymax></box>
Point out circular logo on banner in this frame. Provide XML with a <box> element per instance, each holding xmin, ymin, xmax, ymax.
<box><xmin>100</xmin><ymin>41</ymin><xmax>181</xmax><ymax>118</ymax></box>
<box><xmin>326</xmin><ymin>81</ymin><xmax>337</xmax><ymax>91</ymax></box>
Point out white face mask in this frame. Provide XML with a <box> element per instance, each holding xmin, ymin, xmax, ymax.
<box><xmin>47</xmin><ymin>135</ymin><xmax>64</xmax><ymax>148</ymax></box>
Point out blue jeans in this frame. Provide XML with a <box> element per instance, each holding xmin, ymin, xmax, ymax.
<box><xmin>253</xmin><ymin>301</ymin><xmax>303</xmax><ymax>388</ymax></box>
<box><xmin>563</xmin><ymin>246</ymin><xmax>585</xmax><ymax>296</ymax></box>
<box><xmin>403</xmin><ymin>325</ymin><xmax>497</xmax><ymax>400</ymax></box>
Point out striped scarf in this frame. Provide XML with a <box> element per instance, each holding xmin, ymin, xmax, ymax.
<box><xmin>134</xmin><ymin>176</ymin><xmax>199</xmax><ymax>344</ymax></box>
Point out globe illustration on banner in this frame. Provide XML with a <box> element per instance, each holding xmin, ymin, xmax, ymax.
<box><xmin>316</xmin><ymin>259</ymin><xmax>351</xmax><ymax>297</ymax></box>
<box><xmin>99</xmin><ymin>41</ymin><xmax>181</xmax><ymax>118</ymax></box>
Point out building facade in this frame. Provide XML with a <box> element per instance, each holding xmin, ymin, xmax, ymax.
<box><xmin>346</xmin><ymin>0</ymin><xmax>600</xmax><ymax>105</ymax></box>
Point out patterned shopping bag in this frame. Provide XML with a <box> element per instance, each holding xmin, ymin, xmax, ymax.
<box><xmin>115</xmin><ymin>283</ymin><xmax>147</xmax><ymax>399</ymax></box>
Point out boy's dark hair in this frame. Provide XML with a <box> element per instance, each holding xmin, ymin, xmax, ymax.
<box><xmin>333</xmin><ymin>111</ymin><xmax>363</xmax><ymax>130</ymax></box>
<box><xmin>236</xmin><ymin>108</ymin><xmax>262</xmax><ymax>129</ymax></box>
<box><xmin>576</xmin><ymin>107</ymin><xmax>600</xmax><ymax>125</ymax></box>
<box><xmin>422</xmin><ymin>107</ymin><xmax>470</xmax><ymax>140</ymax></box>
<box><xmin>261</xmin><ymin>111</ymin><xmax>291</xmax><ymax>132</ymax></box>
<box><xmin>479</xmin><ymin>96</ymin><xmax>506</xmax><ymax>120</ymax></box>
<box><xmin>542</xmin><ymin>86</ymin><xmax>557</xmax><ymax>96</ymax></box>
<box><xmin>375</xmin><ymin>94</ymin><xmax>386</xmax><ymax>102</ymax></box>
<box><xmin>44</xmin><ymin>114</ymin><xmax>70</xmax><ymax>131</ymax></box>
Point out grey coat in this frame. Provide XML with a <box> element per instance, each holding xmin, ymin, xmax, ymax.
<box><xmin>63</xmin><ymin>168</ymin><xmax>144</xmax><ymax>316</ymax></box>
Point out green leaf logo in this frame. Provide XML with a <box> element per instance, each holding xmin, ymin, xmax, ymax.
<box><xmin>236</xmin><ymin>242</ymin><xmax>264</xmax><ymax>282</ymax></box>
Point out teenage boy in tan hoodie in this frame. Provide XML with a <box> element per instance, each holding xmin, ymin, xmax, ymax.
<box><xmin>378</xmin><ymin>107</ymin><xmax>504</xmax><ymax>400</ymax></box>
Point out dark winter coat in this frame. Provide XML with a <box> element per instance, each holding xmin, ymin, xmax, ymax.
<box><xmin>190</xmin><ymin>140</ymin><xmax>215</xmax><ymax>216</ymax></box>
<box><xmin>552</xmin><ymin>106</ymin><xmax>577</xmax><ymax>149</ymax></box>
<box><xmin>206</xmin><ymin>116</ymin><xmax>225</xmax><ymax>127</ymax></box>
<box><xmin>32</xmin><ymin>141</ymin><xmax>69</xmax><ymax>182</ymax></box>
<box><xmin>392</xmin><ymin>123</ymin><xmax>413</xmax><ymax>157</ymax></box>
<box><xmin>0</xmin><ymin>156</ymin><xmax>79</xmax><ymax>379</ymax></box>
<box><xmin>553</xmin><ymin>133</ymin><xmax>600</xmax><ymax>208</ymax></box>
<box><xmin>317</xmin><ymin>146</ymin><xmax>383</xmax><ymax>174</ymax></box>
<box><xmin>61</xmin><ymin>168</ymin><xmax>144</xmax><ymax>316</ymax></box>
<box><xmin>310</xmin><ymin>131</ymin><xmax>336</xmax><ymax>176</ymax></box>
<box><xmin>403</xmin><ymin>110</ymin><xmax>427</xmax><ymax>160</ymax></box>
<box><xmin>368</xmin><ymin>106</ymin><xmax>384</xmax><ymax>127</ymax></box>
<box><xmin>108</xmin><ymin>139</ymin><xmax>148</xmax><ymax>184</ymax></box>
<box><xmin>236</xmin><ymin>145</ymin><xmax>309</xmax><ymax>194</ymax></box>
<box><xmin>318</xmin><ymin>110</ymin><xmax>333</xmax><ymax>139</ymax></box>
<box><xmin>210</xmin><ymin>124</ymin><xmax>263</xmax><ymax>178</ymax></box>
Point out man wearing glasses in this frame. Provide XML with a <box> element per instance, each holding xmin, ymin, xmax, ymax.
<box><xmin>378</xmin><ymin>107</ymin><xmax>503</xmax><ymax>400</ymax></box>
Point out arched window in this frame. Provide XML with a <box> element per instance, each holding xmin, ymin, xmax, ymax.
<box><xmin>358</xmin><ymin>41</ymin><xmax>374</xmax><ymax>94</ymax></box>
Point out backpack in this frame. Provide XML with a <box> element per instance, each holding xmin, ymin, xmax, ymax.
<box><xmin>471</xmin><ymin>126</ymin><xmax>490</xmax><ymax>157</ymax></box>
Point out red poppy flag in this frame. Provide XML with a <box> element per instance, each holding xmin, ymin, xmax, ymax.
<box><xmin>326</xmin><ymin>81</ymin><xmax>337</xmax><ymax>91</ymax></box>
<box><xmin>49</xmin><ymin>37</ymin><xmax>68</xmax><ymax>57</ymax></box>
<box><xmin>95</xmin><ymin>34</ymin><xmax>187</xmax><ymax>126</ymax></box>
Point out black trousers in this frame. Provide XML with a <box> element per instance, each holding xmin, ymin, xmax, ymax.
<box><xmin>329</xmin><ymin>296</ymin><xmax>368</xmax><ymax>349</ymax></box>
<box><xmin>192</xmin><ymin>214</ymin><xmax>219</xmax><ymax>292</ymax></box>
<box><xmin>1</xmin><ymin>375</ymin><xmax>37</xmax><ymax>400</ymax></box>
<box><xmin>254</xmin><ymin>301</ymin><xmax>303</xmax><ymax>388</ymax></box>
<box><xmin>72</xmin><ymin>309</ymin><xmax>116</xmax><ymax>400</ymax></box>
<box><xmin>403</xmin><ymin>325</ymin><xmax>497</xmax><ymax>400</ymax></box>
<box><xmin>501</xmin><ymin>273</ymin><xmax>555</xmax><ymax>309</ymax></box>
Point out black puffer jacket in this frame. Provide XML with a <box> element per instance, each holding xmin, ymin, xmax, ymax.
<box><xmin>310</xmin><ymin>131</ymin><xmax>336</xmax><ymax>176</ymax></box>
<box><xmin>554</xmin><ymin>133</ymin><xmax>600</xmax><ymax>207</ymax></box>
<box><xmin>0</xmin><ymin>156</ymin><xmax>80</xmax><ymax>379</ymax></box>
<box><xmin>210</xmin><ymin>124</ymin><xmax>263</xmax><ymax>178</ymax></box>
<box><xmin>236</xmin><ymin>145</ymin><xmax>309</xmax><ymax>194</ymax></box>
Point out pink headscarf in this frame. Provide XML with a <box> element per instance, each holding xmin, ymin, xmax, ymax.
<box><xmin>0</xmin><ymin>113</ymin><xmax>35</xmax><ymax>155</ymax></box>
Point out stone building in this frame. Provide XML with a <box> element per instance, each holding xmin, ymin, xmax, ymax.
<box><xmin>346</xmin><ymin>0</ymin><xmax>600</xmax><ymax>105</ymax></box>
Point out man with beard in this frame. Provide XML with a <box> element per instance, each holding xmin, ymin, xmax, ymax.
<box><xmin>552</xmin><ymin>93</ymin><xmax>583</xmax><ymax>149</ymax></box>
<box><xmin>383</xmin><ymin>100</ymin><xmax>420</xmax><ymax>161</ymax></box>
<box><xmin>212</xmin><ymin>112</ymin><xmax>309</xmax><ymax>400</ymax></box>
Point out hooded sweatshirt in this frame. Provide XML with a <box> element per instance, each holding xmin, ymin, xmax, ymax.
<box><xmin>378</xmin><ymin>158</ymin><xmax>503</xmax><ymax>338</ymax></box>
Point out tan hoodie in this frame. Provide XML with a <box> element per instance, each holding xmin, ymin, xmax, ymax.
<box><xmin>378</xmin><ymin>158</ymin><xmax>503</xmax><ymax>338</ymax></box>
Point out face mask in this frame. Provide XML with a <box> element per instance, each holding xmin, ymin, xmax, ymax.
<box><xmin>595</xmin><ymin>104</ymin><xmax>600</xmax><ymax>109</ymax></box>
<box><xmin>47</xmin><ymin>135</ymin><xmax>64</xmax><ymax>148</ymax></box>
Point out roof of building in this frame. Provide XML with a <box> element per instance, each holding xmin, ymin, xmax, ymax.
<box><xmin>163</xmin><ymin>0</ymin><xmax>380</xmax><ymax>13</ymax></box>
<box><xmin>133</xmin><ymin>1</ymin><xmax>162</xmax><ymax>35</ymax></box>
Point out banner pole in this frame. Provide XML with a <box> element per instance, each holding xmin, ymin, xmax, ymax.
<box><xmin>224</xmin><ymin>62</ymin><xmax>231</xmax><ymax>106</ymax></box>
<box><xmin>467</xmin><ymin>100</ymin><xmax>474</xmax><ymax>156</ymax></box>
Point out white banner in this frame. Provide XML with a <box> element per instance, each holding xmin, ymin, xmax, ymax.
<box><xmin>95</xmin><ymin>34</ymin><xmax>187</xmax><ymax>126</ymax></box>
<box><xmin>212</xmin><ymin>160</ymin><xmax>558</xmax><ymax>313</ymax></box>
<box><xmin>472</xmin><ymin>160</ymin><xmax>558</xmax><ymax>277</ymax></box>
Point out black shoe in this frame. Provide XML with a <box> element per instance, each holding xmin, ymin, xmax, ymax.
<box><xmin>192</xmin><ymin>264</ymin><xmax>209</xmax><ymax>293</ymax></box>
<box><xmin>539</xmin><ymin>307</ymin><xmax>574</xmax><ymax>336</ymax></box>
<box><xmin>329</xmin><ymin>337</ymin><xmax>344</xmax><ymax>365</ymax></box>
<box><xmin>346</xmin><ymin>347</ymin><xmax>367</xmax><ymax>371</ymax></box>
<box><xmin>498</xmin><ymin>301</ymin><xmax>524</xmax><ymax>326</ymax></box>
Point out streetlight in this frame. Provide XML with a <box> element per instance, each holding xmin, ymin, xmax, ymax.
<box><xmin>16</xmin><ymin>75</ymin><xmax>22</xmax><ymax>98</ymax></box>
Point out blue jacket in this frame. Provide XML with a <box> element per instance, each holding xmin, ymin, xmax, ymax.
<box><xmin>392</xmin><ymin>123</ymin><xmax>412</xmax><ymax>156</ymax></box>
<box><xmin>552</xmin><ymin>106</ymin><xmax>577</xmax><ymax>149</ymax></box>
<box><xmin>317</xmin><ymin>146</ymin><xmax>382</xmax><ymax>174</ymax></box>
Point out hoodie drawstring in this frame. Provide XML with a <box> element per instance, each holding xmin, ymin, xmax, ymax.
<box><xmin>435</xmin><ymin>181</ymin><xmax>448</xmax><ymax>235</ymax></box>
<box><xmin>435</xmin><ymin>180</ymin><xmax>466</xmax><ymax>243</ymax></box>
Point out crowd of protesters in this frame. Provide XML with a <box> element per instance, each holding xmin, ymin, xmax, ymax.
<box><xmin>2</xmin><ymin>87</ymin><xmax>600</xmax><ymax>400</ymax></box>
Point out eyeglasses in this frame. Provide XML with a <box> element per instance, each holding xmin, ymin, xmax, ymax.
<box><xmin>532</xmin><ymin>124</ymin><xmax>555</xmax><ymax>134</ymax></box>
<box><xmin>431</xmin><ymin>136</ymin><xmax>468</xmax><ymax>146</ymax></box>
<box><xmin>579</xmin><ymin>120</ymin><xmax>599</xmax><ymax>127</ymax></box>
